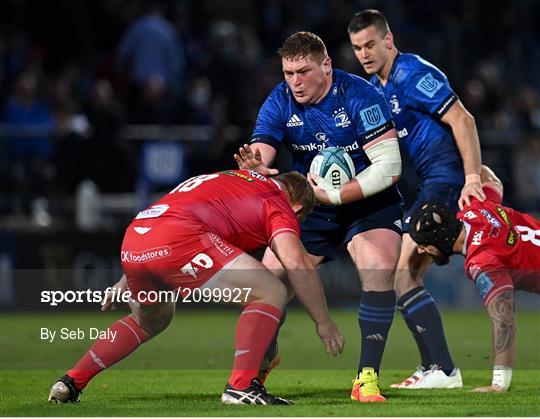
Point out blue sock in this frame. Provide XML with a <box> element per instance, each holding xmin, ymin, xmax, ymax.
<box><xmin>401</xmin><ymin>313</ymin><xmax>432</xmax><ymax>370</ymax></box>
<box><xmin>358</xmin><ymin>290</ymin><xmax>396</xmax><ymax>374</ymax></box>
<box><xmin>397</xmin><ymin>286</ymin><xmax>455</xmax><ymax>375</ymax></box>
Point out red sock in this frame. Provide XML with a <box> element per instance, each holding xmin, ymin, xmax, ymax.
<box><xmin>67</xmin><ymin>316</ymin><xmax>147</xmax><ymax>390</ymax></box>
<box><xmin>228</xmin><ymin>303</ymin><xmax>282</xmax><ymax>390</ymax></box>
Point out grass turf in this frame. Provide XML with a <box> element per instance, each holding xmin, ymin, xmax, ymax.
<box><xmin>1</xmin><ymin>308</ymin><xmax>539</xmax><ymax>416</ymax></box>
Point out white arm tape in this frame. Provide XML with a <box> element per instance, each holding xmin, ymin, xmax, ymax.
<box><xmin>492</xmin><ymin>365</ymin><xmax>512</xmax><ymax>390</ymax></box>
<box><xmin>325</xmin><ymin>188</ymin><xmax>342</xmax><ymax>205</ymax></box>
<box><xmin>355</xmin><ymin>138</ymin><xmax>401</xmax><ymax>198</ymax></box>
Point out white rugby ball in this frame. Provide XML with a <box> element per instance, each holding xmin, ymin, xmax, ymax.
<box><xmin>309</xmin><ymin>147</ymin><xmax>356</xmax><ymax>189</ymax></box>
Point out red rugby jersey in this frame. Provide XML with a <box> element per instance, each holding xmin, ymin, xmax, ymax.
<box><xmin>457</xmin><ymin>186</ymin><xmax>540</xmax><ymax>305</ymax></box>
<box><xmin>134</xmin><ymin>170</ymin><xmax>300</xmax><ymax>254</ymax></box>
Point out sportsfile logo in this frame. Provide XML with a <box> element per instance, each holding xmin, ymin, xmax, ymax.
<box><xmin>286</xmin><ymin>114</ymin><xmax>303</xmax><ymax>127</ymax></box>
<box><xmin>121</xmin><ymin>247</ymin><xmax>172</xmax><ymax>263</ymax></box>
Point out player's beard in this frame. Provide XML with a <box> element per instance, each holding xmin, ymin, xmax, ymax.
<box><xmin>432</xmin><ymin>253</ymin><xmax>450</xmax><ymax>266</ymax></box>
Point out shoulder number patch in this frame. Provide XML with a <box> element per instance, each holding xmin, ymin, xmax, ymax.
<box><xmin>416</xmin><ymin>73</ymin><xmax>443</xmax><ymax>98</ymax></box>
<box><xmin>359</xmin><ymin>104</ymin><xmax>386</xmax><ymax>131</ymax></box>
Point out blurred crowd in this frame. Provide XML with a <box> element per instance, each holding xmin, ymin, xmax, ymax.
<box><xmin>1</xmin><ymin>0</ymin><xmax>539</xmax><ymax>227</ymax></box>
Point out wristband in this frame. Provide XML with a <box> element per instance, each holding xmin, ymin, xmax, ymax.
<box><xmin>492</xmin><ymin>365</ymin><xmax>512</xmax><ymax>390</ymax></box>
<box><xmin>465</xmin><ymin>173</ymin><xmax>481</xmax><ymax>184</ymax></box>
<box><xmin>326</xmin><ymin>189</ymin><xmax>342</xmax><ymax>206</ymax></box>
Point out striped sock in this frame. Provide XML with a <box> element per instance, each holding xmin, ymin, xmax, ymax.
<box><xmin>67</xmin><ymin>315</ymin><xmax>147</xmax><ymax>390</ymax></box>
<box><xmin>228</xmin><ymin>303</ymin><xmax>282</xmax><ymax>390</ymax></box>
<box><xmin>398</xmin><ymin>286</ymin><xmax>455</xmax><ymax>375</ymax></box>
<box><xmin>358</xmin><ymin>290</ymin><xmax>396</xmax><ymax>374</ymax></box>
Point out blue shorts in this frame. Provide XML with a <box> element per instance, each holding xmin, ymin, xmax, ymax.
<box><xmin>301</xmin><ymin>190</ymin><xmax>403</xmax><ymax>261</ymax></box>
<box><xmin>403</xmin><ymin>182</ymin><xmax>462</xmax><ymax>233</ymax></box>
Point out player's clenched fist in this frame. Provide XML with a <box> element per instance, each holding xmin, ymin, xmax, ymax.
<box><xmin>316</xmin><ymin>319</ymin><xmax>345</xmax><ymax>357</ymax></box>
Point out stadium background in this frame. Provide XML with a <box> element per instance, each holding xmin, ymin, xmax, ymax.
<box><xmin>0</xmin><ymin>1</ymin><xmax>539</xmax><ymax>416</ymax></box>
<box><xmin>1</xmin><ymin>0</ymin><xmax>539</xmax><ymax>310</ymax></box>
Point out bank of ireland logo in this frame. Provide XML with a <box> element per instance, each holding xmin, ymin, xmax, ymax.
<box><xmin>315</xmin><ymin>132</ymin><xmax>329</xmax><ymax>143</ymax></box>
<box><xmin>359</xmin><ymin>104</ymin><xmax>386</xmax><ymax>131</ymax></box>
<box><xmin>390</xmin><ymin>95</ymin><xmax>401</xmax><ymax>114</ymax></box>
<box><xmin>416</xmin><ymin>73</ymin><xmax>443</xmax><ymax>98</ymax></box>
<box><xmin>333</xmin><ymin>107</ymin><xmax>351</xmax><ymax>128</ymax></box>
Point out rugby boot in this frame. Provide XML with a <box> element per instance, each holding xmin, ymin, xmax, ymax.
<box><xmin>390</xmin><ymin>366</ymin><xmax>425</xmax><ymax>388</ymax></box>
<box><xmin>48</xmin><ymin>375</ymin><xmax>81</xmax><ymax>403</ymax></box>
<box><xmin>221</xmin><ymin>378</ymin><xmax>293</xmax><ymax>405</ymax></box>
<box><xmin>351</xmin><ymin>367</ymin><xmax>386</xmax><ymax>402</ymax></box>
<box><xmin>405</xmin><ymin>364</ymin><xmax>463</xmax><ymax>389</ymax></box>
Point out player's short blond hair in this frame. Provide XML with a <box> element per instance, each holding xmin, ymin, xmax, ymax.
<box><xmin>277</xmin><ymin>32</ymin><xmax>328</xmax><ymax>63</ymax></box>
<box><xmin>275</xmin><ymin>172</ymin><xmax>315</xmax><ymax>222</ymax></box>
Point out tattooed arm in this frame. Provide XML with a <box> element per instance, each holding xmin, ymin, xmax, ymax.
<box><xmin>472</xmin><ymin>290</ymin><xmax>516</xmax><ymax>392</ymax></box>
<box><xmin>487</xmin><ymin>290</ymin><xmax>516</xmax><ymax>367</ymax></box>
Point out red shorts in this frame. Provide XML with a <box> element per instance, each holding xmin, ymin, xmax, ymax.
<box><xmin>121</xmin><ymin>218</ymin><xmax>242</xmax><ymax>305</ymax></box>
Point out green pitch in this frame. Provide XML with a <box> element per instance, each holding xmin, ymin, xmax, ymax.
<box><xmin>1</xmin><ymin>308</ymin><xmax>539</xmax><ymax>416</ymax></box>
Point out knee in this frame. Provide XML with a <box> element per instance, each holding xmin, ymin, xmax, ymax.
<box><xmin>267</xmin><ymin>279</ymin><xmax>288</xmax><ymax>309</ymax></box>
<box><xmin>251</xmin><ymin>278</ymin><xmax>288</xmax><ymax>310</ymax></box>
<box><xmin>135</xmin><ymin>304</ymin><xmax>174</xmax><ymax>339</ymax></box>
<box><xmin>360</xmin><ymin>267</ymin><xmax>395</xmax><ymax>291</ymax></box>
<box><xmin>393</xmin><ymin>268</ymin><xmax>413</xmax><ymax>296</ymax></box>
<box><xmin>143</xmin><ymin>317</ymin><xmax>172</xmax><ymax>338</ymax></box>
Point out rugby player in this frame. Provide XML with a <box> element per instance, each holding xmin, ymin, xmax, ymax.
<box><xmin>235</xmin><ymin>32</ymin><xmax>403</xmax><ymax>402</ymax></box>
<box><xmin>347</xmin><ymin>9</ymin><xmax>485</xmax><ymax>388</ymax></box>
<box><xmin>48</xmin><ymin>170</ymin><xmax>344</xmax><ymax>405</ymax></box>
<box><xmin>408</xmin><ymin>165</ymin><xmax>540</xmax><ymax>392</ymax></box>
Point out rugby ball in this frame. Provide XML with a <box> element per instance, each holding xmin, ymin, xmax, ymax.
<box><xmin>309</xmin><ymin>147</ymin><xmax>355</xmax><ymax>189</ymax></box>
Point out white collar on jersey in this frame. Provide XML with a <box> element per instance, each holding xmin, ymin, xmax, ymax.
<box><xmin>462</xmin><ymin>221</ymin><xmax>471</xmax><ymax>255</ymax></box>
<box><xmin>270</xmin><ymin>178</ymin><xmax>282</xmax><ymax>190</ymax></box>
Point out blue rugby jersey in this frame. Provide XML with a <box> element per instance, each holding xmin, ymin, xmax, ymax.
<box><xmin>251</xmin><ymin>69</ymin><xmax>395</xmax><ymax>178</ymax></box>
<box><xmin>370</xmin><ymin>53</ymin><xmax>464</xmax><ymax>185</ymax></box>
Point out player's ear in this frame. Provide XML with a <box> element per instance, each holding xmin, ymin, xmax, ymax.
<box><xmin>322</xmin><ymin>56</ymin><xmax>332</xmax><ymax>75</ymax></box>
<box><xmin>384</xmin><ymin>32</ymin><xmax>394</xmax><ymax>49</ymax></box>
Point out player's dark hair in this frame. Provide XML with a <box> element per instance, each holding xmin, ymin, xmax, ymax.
<box><xmin>347</xmin><ymin>9</ymin><xmax>390</xmax><ymax>37</ymax></box>
<box><xmin>275</xmin><ymin>172</ymin><xmax>315</xmax><ymax>222</ymax></box>
<box><xmin>278</xmin><ymin>32</ymin><xmax>328</xmax><ymax>62</ymax></box>
<box><xmin>409</xmin><ymin>201</ymin><xmax>463</xmax><ymax>256</ymax></box>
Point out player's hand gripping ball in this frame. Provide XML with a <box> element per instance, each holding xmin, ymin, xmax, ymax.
<box><xmin>309</xmin><ymin>147</ymin><xmax>355</xmax><ymax>190</ymax></box>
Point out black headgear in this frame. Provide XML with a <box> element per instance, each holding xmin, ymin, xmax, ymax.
<box><xmin>409</xmin><ymin>201</ymin><xmax>462</xmax><ymax>256</ymax></box>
